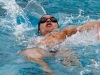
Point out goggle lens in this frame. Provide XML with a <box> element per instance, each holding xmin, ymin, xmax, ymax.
<box><xmin>39</xmin><ymin>17</ymin><xmax>57</xmax><ymax>23</ymax></box>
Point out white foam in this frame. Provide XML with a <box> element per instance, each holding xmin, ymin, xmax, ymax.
<box><xmin>63</xmin><ymin>30</ymin><xmax>100</xmax><ymax>47</ymax></box>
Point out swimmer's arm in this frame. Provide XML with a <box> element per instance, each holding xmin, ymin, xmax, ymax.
<box><xmin>62</xmin><ymin>19</ymin><xmax>100</xmax><ymax>36</ymax></box>
<box><xmin>77</xmin><ymin>20</ymin><xmax>100</xmax><ymax>40</ymax></box>
<box><xmin>77</xmin><ymin>19</ymin><xmax>100</xmax><ymax>32</ymax></box>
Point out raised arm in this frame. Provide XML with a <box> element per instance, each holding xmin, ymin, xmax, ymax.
<box><xmin>78</xmin><ymin>19</ymin><xmax>100</xmax><ymax>32</ymax></box>
<box><xmin>63</xmin><ymin>19</ymin><xmax>100</xmax><ymax>38</ymax></box>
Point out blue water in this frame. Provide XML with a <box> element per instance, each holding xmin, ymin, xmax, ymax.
<box><xmin>0</xmin><ymin>0</ymin><xmax>100</xmax><ymax>75</ymax></box>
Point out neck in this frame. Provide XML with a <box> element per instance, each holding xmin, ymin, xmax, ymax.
<box><xmin>42</xmin><ymin>29</ymin><xmax>60</xmax><ymax>36</ymax></box>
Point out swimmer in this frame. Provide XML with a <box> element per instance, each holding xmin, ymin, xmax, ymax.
<box><xmin>18</xmin><ymin>14</ymin><xmax>100</xmax><ymax>75</ymax></box>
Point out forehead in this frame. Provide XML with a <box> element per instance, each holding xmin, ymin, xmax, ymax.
<box><xmin>42</xmin><ymin>15</ymin><xmax>53</xmax><ymax>18</ymax></box>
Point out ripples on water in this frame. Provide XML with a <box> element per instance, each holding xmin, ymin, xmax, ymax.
<box><xmin>0</xmin><ymin>0</ymin><xmax>100</xmax><ymax>75</ymax></box>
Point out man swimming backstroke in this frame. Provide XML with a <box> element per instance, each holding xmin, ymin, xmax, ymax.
<box><xmin>18</xmin><ymin>14</ymin><xmax>100</xmax><ymax>75</ymax></box>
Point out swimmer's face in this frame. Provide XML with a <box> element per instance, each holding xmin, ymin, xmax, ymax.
<box><xmin>38</xmin><ymin>15</ymin><xmax>58</xmax><ymax>36</ymax></box>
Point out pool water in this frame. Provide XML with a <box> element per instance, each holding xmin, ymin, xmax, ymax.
<box><xmin>0</xmin><ymin>0</ymin><xmax>100</xmax><ymax>75</ymax></box>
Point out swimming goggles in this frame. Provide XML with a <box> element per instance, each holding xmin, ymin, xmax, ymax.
<box><xmin>39</xmin><ymin>17</ymin><xmax>58</xmax><ymax>23</ymax></box>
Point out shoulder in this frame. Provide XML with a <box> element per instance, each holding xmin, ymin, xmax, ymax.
<box><xmin>61</xmin><ymin>26</ymin><xmax>78</xmax><ymax>36</ymax></box>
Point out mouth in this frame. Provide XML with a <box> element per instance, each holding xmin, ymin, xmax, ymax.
<box><xmin>46</xmin><ymin>23</ymin><xmax>52</xmax><ymax>27</ymax></box>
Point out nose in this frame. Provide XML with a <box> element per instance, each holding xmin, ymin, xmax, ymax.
<box><xmin>46</xmin><ymin>18</ymin><xmax>51</xmax><ymax>22</ymax></box>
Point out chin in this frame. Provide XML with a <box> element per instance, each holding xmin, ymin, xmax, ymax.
<box><xmin>49</xmin><ymin>27</ymin><xmax>55</xmax><ymax>31</ymax></box>
<box><xmin>48</xmin><ymin>29</ymin><xmax>54</xmax><ymax>33</ymax></box>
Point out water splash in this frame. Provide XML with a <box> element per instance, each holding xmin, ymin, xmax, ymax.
<box><xmin>0</xmin><ymin>0</ymin><xmax>100</xmax><ymax>75</ymax></box>
<box><xmin>0</xmin><ymin>0</ymin><xmax>46</xmax><ymax>47</ymax></box>
<box><xmin>64</xmin><ymin>30</ymin><xmax>99</xmax><ymax>47</ymax></box>
<box><xmin>0</xmin><ymin>0</ymin><xmax>32</xmax><ymax>32</ymax></box>
<box><xmin>24</xmin><ymin>0</ymin><xmax>46</xmax><ymax>18</ymax></box>
<box><xmin>57</xmin><ymin>9</ymin><xmax>96</xmax><ymax>30</ymax></box>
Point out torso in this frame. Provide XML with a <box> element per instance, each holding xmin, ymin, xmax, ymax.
<box><xmin>37</xmin><ymin>31</ymin><xmax>66</xmax><ymax>46</ymax></box>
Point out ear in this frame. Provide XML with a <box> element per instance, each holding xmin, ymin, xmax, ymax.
<box><xmin>39</xmin><ymin>31</ymin><xmax>42</xmax><ymax>35</ymax></box>
<box><xmin>39</xmin><ymin>31</ymin><xmax>41</xmax><ymax>34</ymax></box>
